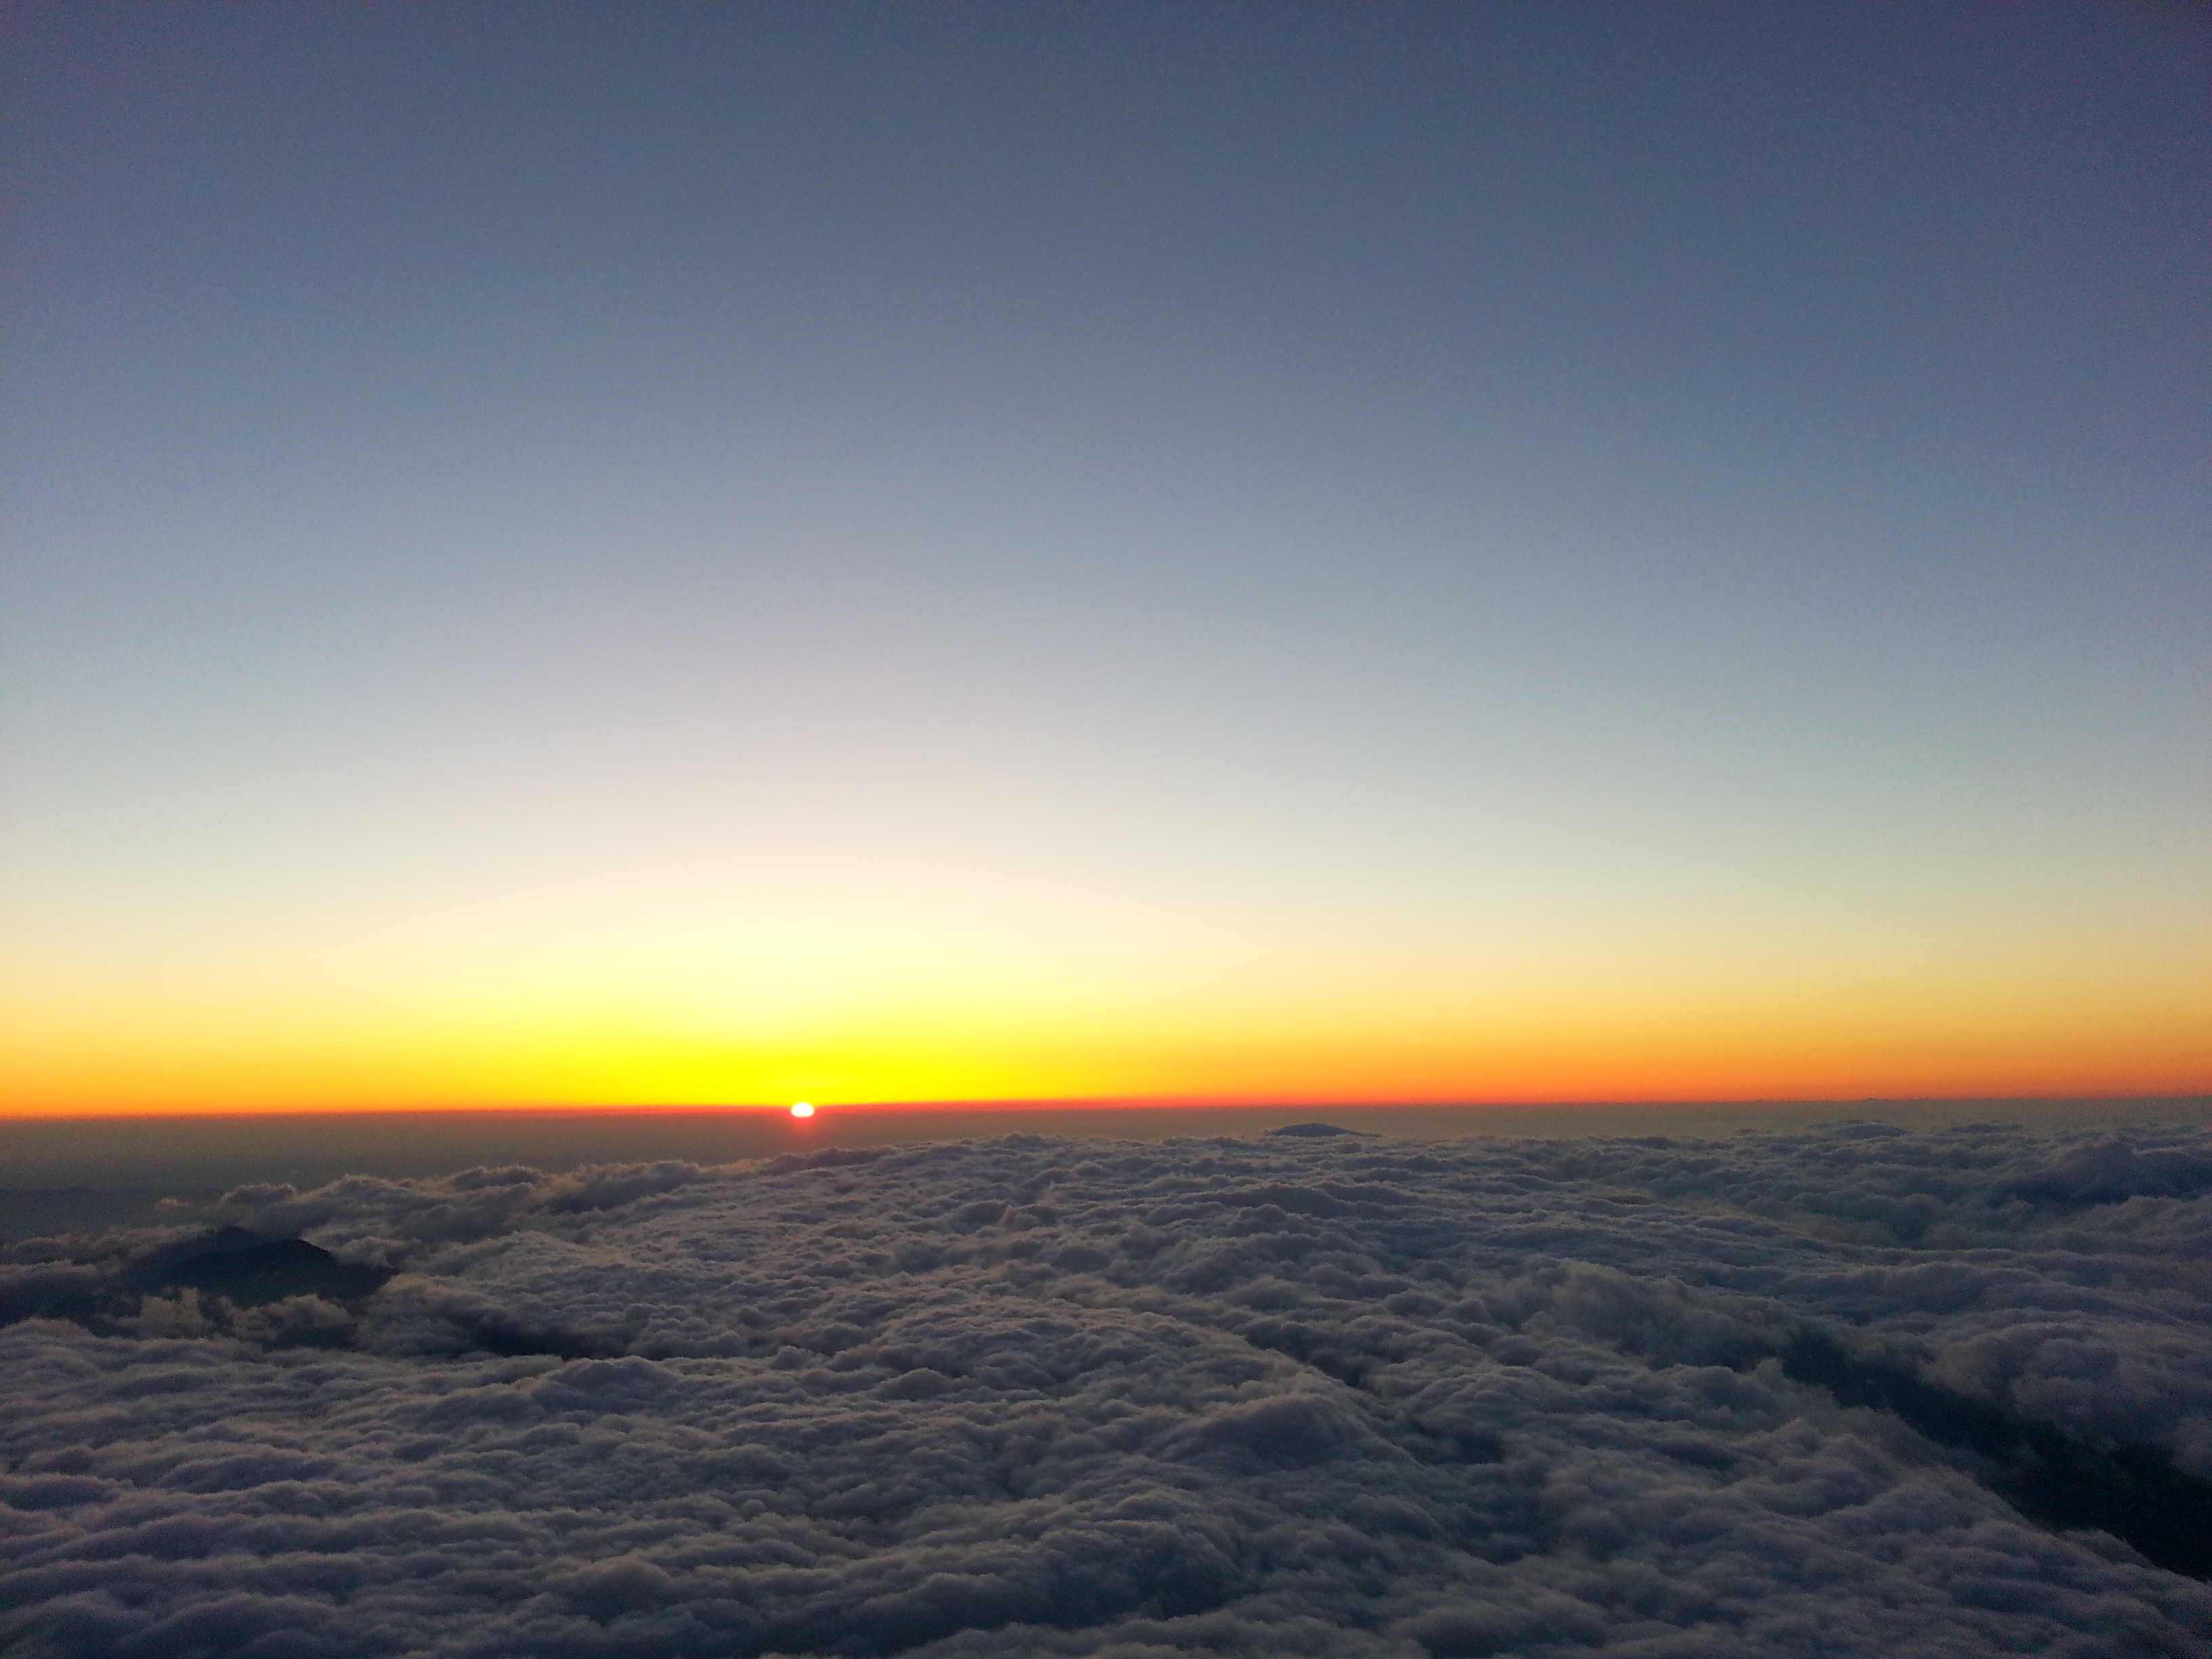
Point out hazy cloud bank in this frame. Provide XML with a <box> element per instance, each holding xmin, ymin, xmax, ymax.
<box><xmin>5</xmin><ymin>1122</ymin><xmax>2211</xmax><ymax>1657</ymax></box>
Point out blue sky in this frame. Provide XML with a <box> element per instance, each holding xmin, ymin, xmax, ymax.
<box><xmin>4</xmin><ymin>3</ymin><xmax>2207</xmax><ymax>1109</ymax></box>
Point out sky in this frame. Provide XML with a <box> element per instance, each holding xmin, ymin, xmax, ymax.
<box><xmin>3</xmin><ymin>2</ymin><xmax>2208</xmax><ymax>1115</ymax></box>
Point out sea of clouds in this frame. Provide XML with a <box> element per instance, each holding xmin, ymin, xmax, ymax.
<box><xmin>5</xmin><ymin>1120</ymin><xmax>2211</xmax><ymax>1658</ymax></box>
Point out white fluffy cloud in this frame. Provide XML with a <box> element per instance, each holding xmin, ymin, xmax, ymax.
<box><xmin>5</xmin><ymin>1122</ymin><xmax>2210</xmax><ymax>1657</ymax></box>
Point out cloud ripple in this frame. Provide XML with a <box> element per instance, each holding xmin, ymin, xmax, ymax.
<box><xmin>5</xmin><ymin>1121</ymin><xmax>2211</xmax><ymax>1657</ymax></box>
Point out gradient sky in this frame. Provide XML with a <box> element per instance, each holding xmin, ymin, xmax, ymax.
<box><xmin>4</xmin><ymin>2</ymin><xmax>2207</xmax><ymax>1115</ymax></box>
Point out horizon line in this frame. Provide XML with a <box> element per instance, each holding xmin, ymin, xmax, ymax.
<box><xmin>7</xmin><ymin>1091</ymin><xmax>2209</xmax><ymax>1124</ymax></box>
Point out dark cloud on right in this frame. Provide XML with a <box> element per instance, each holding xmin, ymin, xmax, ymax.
<box><xmin>5</xmin><ymin>1121</ymin><xmax>2211</xmax><ymax>1656</ymax></box>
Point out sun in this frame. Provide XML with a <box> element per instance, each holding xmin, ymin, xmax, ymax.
<box><xmin>790</xmin><ymin>1101</ymin><xmax>815</xmax><ymax>1118</ymax></box>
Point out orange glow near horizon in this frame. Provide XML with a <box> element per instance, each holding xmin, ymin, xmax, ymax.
<box><xmin>5</xmin><ymin>844</ymin><xmax>2205</xmax><ymax>1118</ymax></box>
<box><xmin>5</xmin><ymin>958</ymin><xmax>2205</xmax><ymax>1117</ymax></box>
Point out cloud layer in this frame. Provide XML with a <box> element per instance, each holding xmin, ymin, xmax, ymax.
<box><xmin>5</xmin><ymin>1121</ymin><xmax>2211</xmax><ymax>1657</ymax></box>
